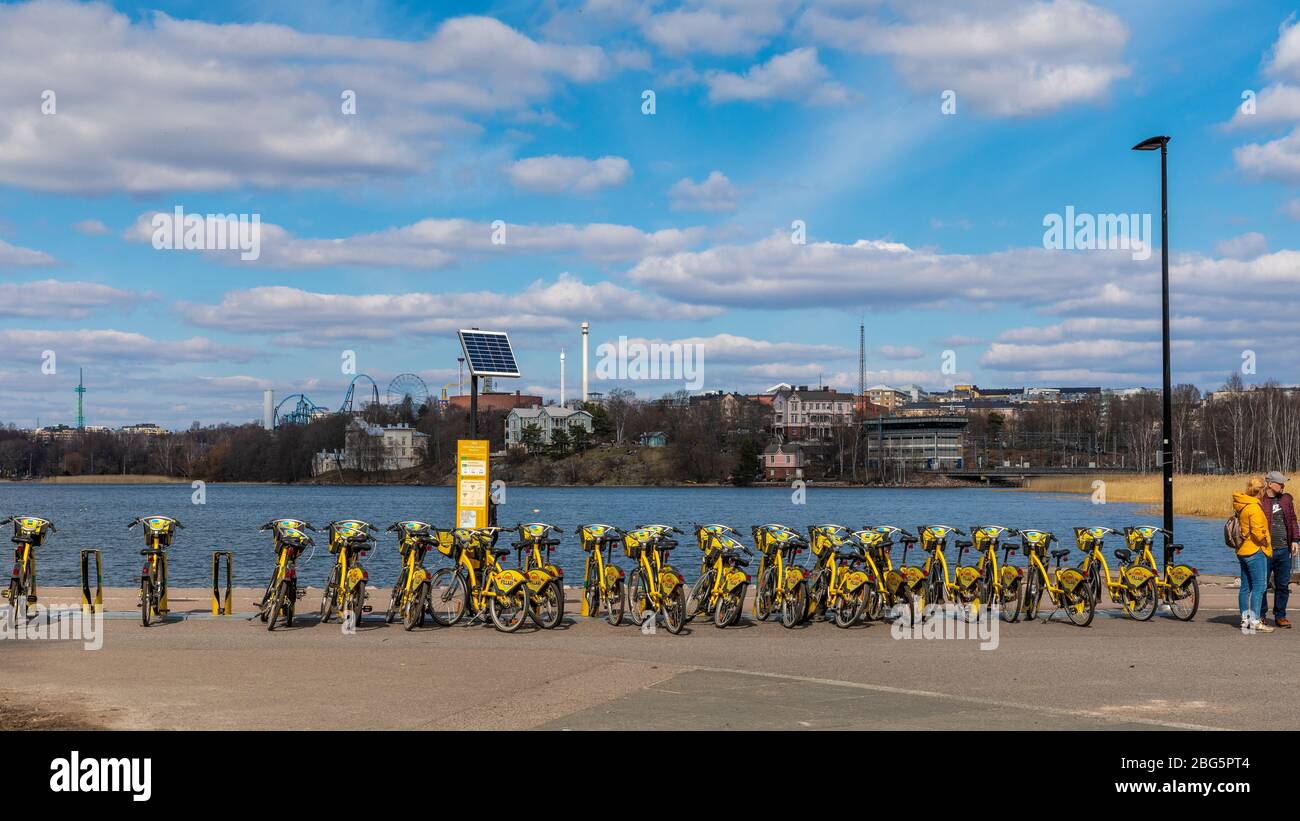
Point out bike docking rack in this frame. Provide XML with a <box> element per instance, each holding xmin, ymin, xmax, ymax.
<box><xmin>211</xmin><ymin>551</ymin><xmax>233</xmax><ymax>615</ymax></box>
<box><xmin>80</xmin><ymin>549</ymin><xmax>102</xmax><ymax>614</ymax></box>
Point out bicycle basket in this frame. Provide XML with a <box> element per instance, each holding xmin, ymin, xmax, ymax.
<box><xmin>809</xmin><ymin>525</ymin><xmax>849</xmax><ymax>557</ymax></box>
<box><xmin>623</xmin><ymin>528</ymin><xmax>654</xmax><ymax>558</ymax></box>
<box><xmin>580</xmin><ymin>524</ymin><xmax>616</xmax><ymax>552</ymax></box>
<box><xmin>435</xmin><ymin>529</ymin><xmax>457</xmax><ymax>556</ymax></box>
<box><xmin>1019</xmin><ymin>529</ymin><xmax>1053</xmax><ymax>554</ymax></box>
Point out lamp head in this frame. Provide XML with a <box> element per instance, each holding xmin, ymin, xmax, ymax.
<box><xmin>1132</xmin><ymin>135</ymin><xmax>1170</xmax><ymax>151</ymax></box>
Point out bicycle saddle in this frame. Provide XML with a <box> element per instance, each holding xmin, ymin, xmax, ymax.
<box><xmin>1050</xmin><ymin>549</ymin><xmax>1071</xmax><ymax>560</ymax></box>
<box><xmin>1113</xmin><ymin>547</ymin><xmax>1133</xmax><ymax>562</ymax></box>
<box><xmin>139</xmin><ymin>548</ymin><xmax>166</xmax><ymax>556</ymax></box>
<box><xmin>955</xmin><ymin>540</ymin><xmax>973</xmax><ymax>549</ymax></box>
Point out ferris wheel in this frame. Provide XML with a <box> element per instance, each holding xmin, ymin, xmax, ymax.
<box><xmin>386</xmin><ymin>373</ymin><xmax>430</xmax><ymax>409</ymax></box>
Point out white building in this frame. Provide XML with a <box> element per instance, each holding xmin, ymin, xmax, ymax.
<box><xmin>312</xmin><ymin>420</ymin><xmax>428</xmax><ymax>475</ymax></box>
<box><xmin>505</xmin><ymin>405</ymin><xmax>594</xmax><ymax>447</ymax></box>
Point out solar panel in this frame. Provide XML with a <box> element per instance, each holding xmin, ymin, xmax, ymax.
<box><xmin>458</xmin><ymin>329</ymin><xmax>520</xmax><ymax>378</ymax></box>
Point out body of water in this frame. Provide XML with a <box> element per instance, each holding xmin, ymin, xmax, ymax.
<box><xmin>0</xmin><ymin>484</ymin><xmax>1230</xmax><ymax>590</ymax></box>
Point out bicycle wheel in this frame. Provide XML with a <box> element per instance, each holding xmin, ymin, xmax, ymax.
<box><xmin>319</xmin><ymin>565</ymin><xmax>339</xmax><ymax>624</ymax></box>
<box><xmin>780</xmin><ymin>580</ymin><xmax>806</xmax><ymax>628</ymax></box>
<box><xmin>861</xmin><ymin>582</ymin><xmax>883</xmax><ymax>621</ymax></box>
<box><xmin>1126</xmin><ymin>577</ymin><xmax>1158</xmax><ymax>621</ymax></box>
<box><xmin>833</xmin><ymin>586</ymin><xmax>867</xmax><ymax>628</ymax></box>
<box><xmin>999</xmin><ymin>576</ymin><xmax>1022</xmax><ymax>624</ymax></box>
<box><xmin>626</xmin><ymin>568</ymin><xmax>651</xmax><ymax>626</ymax></box>
<box><xmin>713</xmin><ymin>585</ymin><xmax>743</xmax><ymax>628</ymax></box>
<box><xmin>1168</xmin><ymin>575</ymin><xmax>1199</xmax><ymax>622</ymax></box>
<box><xmin>386</xmin><ymin>566</ymin><xmax>407</xmax><ymax>623</ymax></box>
<box><xmin>5</xmin><ymin>578</ymin><xmax>21</xmax><ymax>625</ymax></box>
<box><xmin>266</xmin><ymin>583</ymin><xmax>284</xmax><ymax>631</ymax></box>
<box><xmin>895</xmin><ymin>586</ymin><xmax>916</xmax><ymax>627</ymax></box>
<box><xmin>428</xmin><ymin>567</ymin><xmax>466</xmax><ymax>626</ymax></box>
<box><xmin>284</xmin><ymin>581</ymin><xmax>296</xmax><ymax>628</ymax></box>
<box><xmin>686</xmin><ymin>570</ymin><xmax>715</xmax><ymax>623</ymax></box>
<box><xmin>584</xmin><ymin>560</ymin><xmax>601</xmax><ymax>619</ymax></box>
<box><xmin>346</xmin><ymin>581</ymin><xmax>366</xmax><ymax>626</ymax></box>
<box><xmin>976</xmin><ymin>571</ymin><xmax>994</xmax><ymax>626</ymax></box>
<box><xmin>1023</xmin><ymin>573</ymin><xmax>1042</xmax><ymax>622</ymax></box>
<box><xmin>531</xmin><ymin>579</ymin><xmax>564</xmax><ymax>629</ymax></box>
<box><xmin>140</xmin><ymin>577</ymin><xmax>152</xmax><ymax>627</ymax></box>
<box><xmin>754</xmin><ymin>565</ymin><xmax>776</xmax><ymax>621</ymax></box>
<box><xmin>604</xmin><ymin>580</ymin><xmax>625</xmax><ymax>626</ymax></box>
<box><xmin>489</xmin><ymin>586</ymin><xmax>529</xmax><ymax>633</ymax></box>
<box><xmin>402</xmin><ymin>581</ymin><xmax>428</xmax><ymax>631</ymax></box>
<box><xmin>1064</xmin><ymin>580</ymin><xmax>1096</xmax><ymax>627</ymax></box>
<box><xmin>922</xmin><ymin>570</ymin><xmax>945</xmax><ymax>622</ymax></box>
<box><xmin>663</xmin><ymin>585</ymin><xmax>687</xmax><ymax>634</ymax></box>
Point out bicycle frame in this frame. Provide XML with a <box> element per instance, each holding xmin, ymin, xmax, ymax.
<box><xmin>690</xmin><ymin>524</ymin><xmax>751</xmax><ymax>623</ymax></box>
<box><xmin>3</xmin><ymin>516</ymin><xmax>54</xmax><ymax>620</ymax></box>
<box><xmin>624</xmin><ymin>525</ymin><xmax>686</xmax><ymax>629</ymax></box>
<box><xmin>752</xmin><ymin>523</ymin><xmax>808</xmax><ymax>620</ymax></box>
<box><xmin>579</xmin><ymin>523</ymin><xmax>625</xmax><ymax>621</ymax></box>
<box><xmin>916</xmin><ymin>524</ymin><xmax>966</xmax><ymax>610</ymax></box>
<box><xmin>130</xmin><ymin>516</ymin><xmax>180</xmax><ymax>622</ymax></box>
<box><xmin>1019</xmin><ymin>529</ymin><xmax>1093</xmax><ymax>625</ymax></box>
<box><xmin>386</xmin><ymin>521</ymin><xmax>436</xmax><ymax>626</ymax></box>
<box><xmin>1075</xmin><ymin>527</ymin><xmax>1156</xmax><ymax>606</ymax></box>
<box><xmin>1125</xmin><ymin>525</ymin><xmax>1199</xmax><ymax>620</ymax></box>
<box><xmin>806</xmin><ymin>524</ymin><xmax>870</xmax><ymax>623</ymax></box>
<box><xmin>259</xmin><ymin>520</ymin><xmax>312</xmax><ymax>629</ymax></box>
<box><xmin>324</xmin><ymin>520</ymin><xmax>375</xmax><ymax>617</ymax></box>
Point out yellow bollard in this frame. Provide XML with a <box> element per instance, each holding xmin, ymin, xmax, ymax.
<box><xmin>79</xmin><ymin>549</ymin><xmax>102</xmax><ymax>614</ymax></box>
<box><xmin>211</xmin><ymin>551</ymin><xmax>233</xmax><ymax>615</ymax></box>
<box><xmin>580</xmin><ymin>556</ymin><xmax>591</xmax><ymax>617</ymax></box>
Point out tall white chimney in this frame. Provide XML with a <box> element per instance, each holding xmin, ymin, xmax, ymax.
<box><xmin>581</xmin><ymin>322</ymin><xmax>589</xmax><ymax>402</ymax></box>
<box><xmin>559</xmin><ymin>349</ymin><xmax>566</xmax><ymax>406</ymax></box>
<box><xmin>262</xmin><ymin>389</ymin><xmax>274</xmax><ymax>429</ymax></box>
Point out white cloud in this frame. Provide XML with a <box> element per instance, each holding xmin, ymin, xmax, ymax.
<box><xmin>505</xmin><ymin>155</ymin><xmax>632</xmax><ymax>193</ymax></box>
<box><xmin>1230</xmin><ymin>17</ymin><xmax>1300</xmax><ymax>185</ymax></box>
<box><xmin>0</xmin><ymin>238</ymin><xmax>55</xmax><ymax>268</ymax></box>
<box><xmin>1214</xmin><ymin>232</ymin><xmax>1268</xmax><ymax>260</ymax></box>
<box><xmin>628</xmin><ymin>230</ymin><xmax>1140</xmax><ymax>310</ymax></box>
<box><xmin>125</xmin><ymin>212</ymin><xmax>704</xmax><ymax>269</ymax></box>
<box><xmin>799</xmin><ymin>0</ymin><xmax>1130</xmax><ymax>116</ymax></box>
<box><xmin>72</xmin><ymin>219</ymin><xmax>111</xmax><ymax>237</ymax></box>
<box><xmin>617</xmin><ymin>332</ymin><xmax>850</xmax><ymax>363</ymax></box>
<box><xmin>642</xmin><ymin>0</ymin><xmax>794</xmax><ymax>55</ymax></box>
<box><xmin>0</xmin><ymin>2</ymin><xmax>612</xmax><ymax>193</ymax></box>
<box><xmin>705</xmin><ymin>48</ymin><xmax>850</xmax><ymax>105</ymax></box>
<box><xmin>879</xmin><ymin>345</ymin><xmax>924</xmax><ymax>360</ymax></box>
<box><xmin>179</xmin><ymin>274</ymin><xmax>721</xmax><ymax>345</ymax></box>
<box><xmin>0</xmin><ymin>328</ymin><xmax>255</xmax><ymax>364</ymax></box>
<box><xmin>668</xmin><ymin>171</ymin><xmax>738</xmax><ymax>212</ymax></box>
<box><xmin>0</xmin><ymin>279</ymin><xmax>142</xmax><ymax>318</ymax></box>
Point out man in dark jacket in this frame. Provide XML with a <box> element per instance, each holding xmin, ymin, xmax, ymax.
<box><xmin>1260</xmin><ymin>471</ymin><xmax>1299</xmax><ymax>627</ymax></box>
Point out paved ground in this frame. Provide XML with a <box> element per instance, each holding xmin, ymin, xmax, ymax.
<box><xmin>0</xmin><ymin>576</ymin><xmax>1288</xmax><ymax>730</ymax></box>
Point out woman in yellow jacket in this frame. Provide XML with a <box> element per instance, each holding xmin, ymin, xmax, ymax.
<box><xmin>1234</xmin><ymin>476</ymin><xmax>1274</xmax><ymax>633</ymax></box>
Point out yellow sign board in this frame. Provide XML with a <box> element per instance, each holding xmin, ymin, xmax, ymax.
<box><xmin>456</xmin><ymin>439</ymin><xmax>490</xmax><ymax>528</ymax></box>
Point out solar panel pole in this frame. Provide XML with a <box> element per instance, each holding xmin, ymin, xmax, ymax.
<box><xmin>470</xmin><ymin>374</ymin><xmax>478</xmax><ymax>437</ymax></box>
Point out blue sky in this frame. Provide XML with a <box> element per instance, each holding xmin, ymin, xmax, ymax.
<box><xmin>1</xmin><ymin>0</ymin><xmax>1298</xmax><ymax>428</ymax></box>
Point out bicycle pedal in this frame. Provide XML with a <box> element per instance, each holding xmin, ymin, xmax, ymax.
<box><xmin>362</xmin><ymin>605</ymin><xmax>373</xmax><ymax>613</ymax></box>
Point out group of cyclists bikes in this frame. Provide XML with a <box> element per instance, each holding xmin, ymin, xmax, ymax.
<box><xmin>3</xmin><ymin>511</ymin><xmax>1201</xmax><ymax>633</ymax></box>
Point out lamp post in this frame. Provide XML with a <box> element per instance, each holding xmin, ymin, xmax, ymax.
<box><xmin>1132</xmin><ymin>134</ymin><xmax>1174</xmax><ymax>538</ymax></box>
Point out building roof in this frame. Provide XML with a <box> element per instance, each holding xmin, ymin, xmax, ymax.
<box><xmin>509</xmin><ymin>405</ymin><xmax>591</xmax><ymax>420</ymax></box>
<box><xmin>762</xmin><ymin>442</ymin><xmax>804</xmax><ymax>455</ymax></box>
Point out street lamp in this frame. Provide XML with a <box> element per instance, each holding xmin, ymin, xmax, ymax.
<box><xmin>1132</xmin><ymin>134</ymin><xmax>1173</xmax><ymax>538</ymax></box>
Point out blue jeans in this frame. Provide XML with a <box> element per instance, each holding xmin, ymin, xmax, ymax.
<box><xmin>1239</xmin><ymin>551</ymin><xmax>1269</xmax><ymax>621</ymax></box>
<box><xmin>1261</xmin><ymin>547</ymin><xmax>1294</xmax><ymax>620</ymax></box>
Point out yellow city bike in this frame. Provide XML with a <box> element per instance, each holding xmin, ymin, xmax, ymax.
<box><xmin>623</xmin><ymin>524</ymin><xmax>687</xmax><ymax>634</ymax></box>
<box><xmin>319</xmin><ymin>520</ymin><xmax>376</xmax><ymax>625</ymax></box>
<box><xmin>804</xmin><ymin>524</ymin><xmax>873</xmax><ymax>627</ymax></box>
<box><xmin>579</xmin><ymin>523</ymin><xmax>626</xmax><ymax>625</ymax></box>
<box><xmin>1124</xmin><ymin>525</ymin><xmax>1199</xmax><ymax>621</ymax></box>
<box><xmin>960</xmin><ymin>525</ymin><xmax>1024</xmax><ymax>624</ymax></box>
<box><xmin>915</xmin><ymin>524</ymin><xmax>967</xmax><ymax>620</ymax></box>
<box><xmin>128</xmin><ymin>515</ymin><xmax>182</xmax><ymax>627</ymax></box>
<box><xmin>511</xmin><ymin>522</ymin><xmax>566</xmax><ymax>629</ymax></box>
<box><xmin>1074</xmin><ymin>526</ymin><xmax>1158</xmax><ymax>621</ymax></box>
<box><xmin>849</xmin><ymin>526</ymin><xmax>917</xmax><ymax>626</ymax></box>
<box><xmin>385</xmin><ymin>520</ymin><xmax>439</xmax><ymax>630</ymax></box>
<box><xmin>2</xmin><ymin>515</ymin><xmax>55</xmax><ymax>624</ymax></box>
<box><xmin>1015</xmin><ymin>529</ymin><xmax>1096</xmax><ymax>626</ymax></box>
<box><xmin>257</xmin><ymin>519</ymin><xmax>314</xmax><ymax>631</ymax></box>
<box><xmin>751</xmin><ymin>523</ymin><xmax>809</xmax><ymax>628</ymax></box>
<box><xmin>686</xmin><ymin>524</ymin><xmax>752</xmax><ymax>628</ymax></box>
<box><xmin>427</xmin><ymin>527</ymin><xmax>532</xmax><ymax>633</ymax></box>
